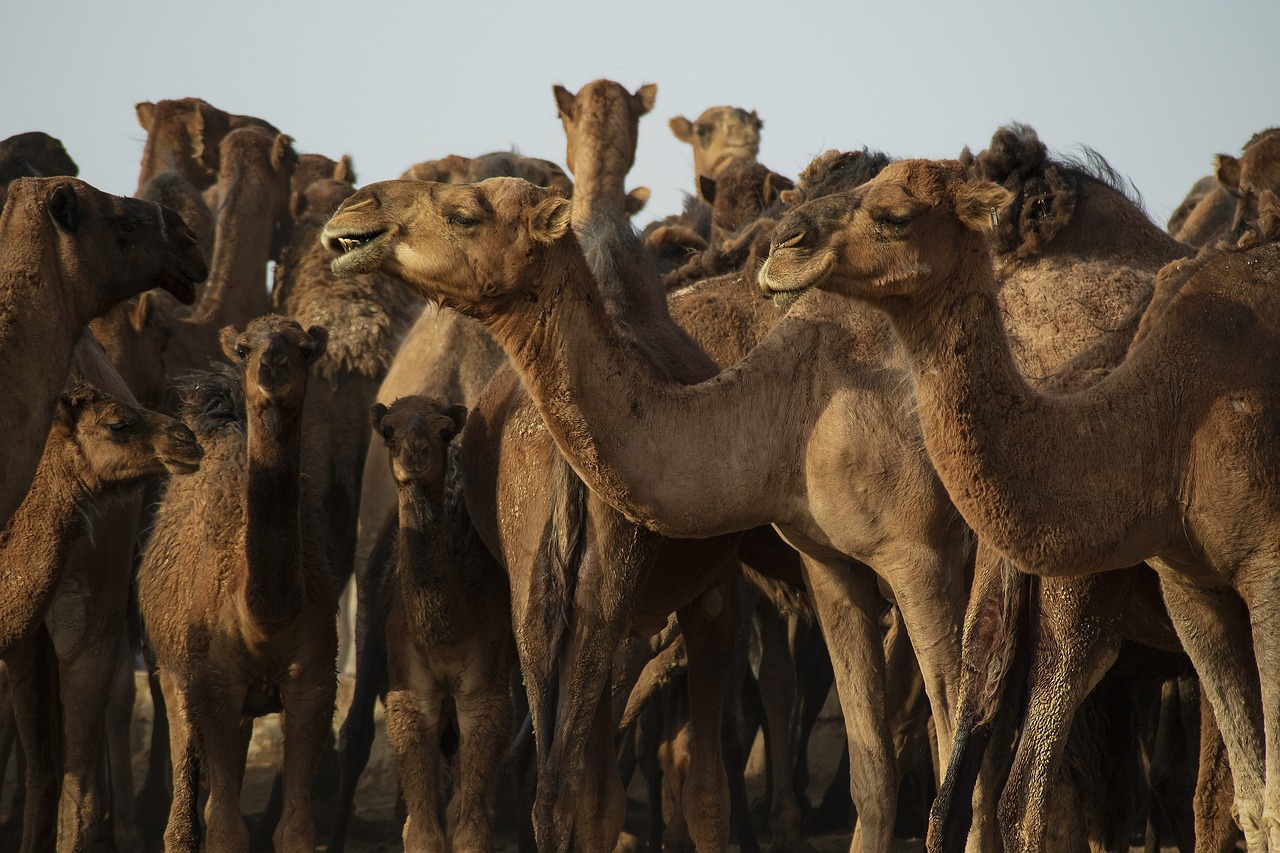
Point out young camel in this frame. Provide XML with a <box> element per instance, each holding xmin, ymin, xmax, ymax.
<box><xmin>759</xmin><ymin>158</ymin><xmax>1280</xmax><ymax>852</ymax></box>
<box><xmin>370</xmin><ymin>395</ymin><xmax>516</xmax><ymax>852</ymax></box>
<box><xmin>1</xmin><ymin>380</ymin><xmax>201</xmax><ymax>852</ymax></box>
<box><xmin>138</xmin><ymin>315</ymin><xmax>337</xmax><ymax>853</ymax></box>
<box><xmin>0</xmin><ymin>176</ymin><xmax>203</xmax><ymax>531</ymax></box>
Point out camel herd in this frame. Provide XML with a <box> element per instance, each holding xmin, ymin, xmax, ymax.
<box><xmin>1</xmin><ymin>81</ymin><xmax>1279</xmax><ymax>853</ymax></box>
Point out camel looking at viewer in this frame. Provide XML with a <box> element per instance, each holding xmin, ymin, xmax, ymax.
<box><xmin>138</xmin><ymin>315</ymin><xmax>337</xmax><ymax>853</ymax></box>
<box><xmin>0</xmin><ymin>177</ymin><xmax>203</xmax><ymax>531</ymax></box>
<box><xmin>759</xmin><ymin>158</ymin><xmax>1280</xmax><ymax>852</ymax></box>
<box><xmin>669</xmin><ymin>106</ymin><xmax>763</xmax><ymax>199</ymax></box>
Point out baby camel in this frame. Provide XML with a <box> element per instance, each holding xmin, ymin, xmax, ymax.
<box><xmin>759</xmin><ymin>158</ymin><xmax>1280</xmax><ymax>852</ymax></box>
<box><xmin>371</xmin><ymin>395</ymin><xmax>515</xmax><ymax>853</ymax></box>
<box><xmin>138</xmin><ymin>314</ymin><xmax>337</xmax><ymax>853</ymax></box>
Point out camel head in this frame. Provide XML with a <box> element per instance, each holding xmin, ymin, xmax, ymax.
<box><xmin>759</xmin><ymin>160</ymin><xmax>1013</xmax><ymax>307</ymax></box>
<box><xmin>220</xmin><ymin>314</ymin><xmax>327</xmax><ymax>409</ymax></box>
<box><xmin>1217</xmin><ymin>128</ymin><xmax>1280</xmax><ymax>242</ymax></box>
<box><xmin>0</xmin><ymin>131</ymin><xmax>78</xmax><ymax>182</ymax></box>
<box><xmin>53</xmin><ymin>383</ymin><xmax>203</xmax><ymax>484</ymax></box>
<box><xmin>670</xmin><ymin>106</ymin><xmax>763</xmax><ymax>197</ymax></box>
<box><xmin>553</xmin><ymin>79</ymin><xmax>655</xmax><ymax>215</ymax></box>
<box><xmin>370</xmin><ymin>395</ymin><xmax>467</xmax><ymax>493</ymax></box>
<box><xmin>323</xmin><ymin>177</ymin><xmax>573</xmax><ymax>317</ymax></box>
<box><xmin>135</xmin><ymin>97</ymin><xmax>279</xmax><ymax>191</ymax></box>
<box><xmin>4</xmin><ymin>176</ymin><xmax>206</xmax><ymax>313</ymax></box>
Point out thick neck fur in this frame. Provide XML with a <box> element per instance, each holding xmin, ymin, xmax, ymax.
<box><xmin>395</xmin><ymin>477</ymin><xmax>463</xmax><ymax>646</ymax></box>
<box><xmin>881</xmin><ymin>241</ymin><xmax>1174</xmax><ymax>574</ymax></box>
<box><xmin>0</xmin><ymin>437</ymin><xmax>105</xmax><ymax>653</ymax></box>
<box><xmin>242</xmin><ymin>393</ymin><xmax>305</xmax><ymax>625</ymax></box>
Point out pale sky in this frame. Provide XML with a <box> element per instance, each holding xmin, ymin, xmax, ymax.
<box><xmin>4</xmin><ymin>0</ymin><xmax>1277</xmax><ymax>229</ymax></box>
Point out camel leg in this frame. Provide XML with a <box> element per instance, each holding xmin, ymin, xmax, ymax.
<box><xmin>995</xmin><ymin>571</ymin><xmax>1130</xmax><ymax>853</ymax></box>
<box><xmin>449</xmin><ymin>642</ymin><xmax>515</xmax><ymax>853</ymax></box>
<box><xmin>1157</xmin><ymin>575</ymin><xmax>1265</xmax><ymax>849</ymax></box>
<box><xmin>158</xmin><ymin>671</ymin><xmax>200</xmax><ymax>853</ymax></box>
<box><xmin>276</xmin><ymin>674</ymin><xmax>337</xmax><ymax>853</ymax></box>
<box><xmin>753</xmin><ymin>599</ymin><xmax>809</xmax><ymax>853</ymax></box>
<box><xmin>7</xmin><ymin>625</ymin><xmax>62</xmax><ymax>853</ymax></box>
<box><xmin>676</xmin><ymin>565</ymin><xmax>740</xmax><ymax>853</ymax></box>
<box><xmin>1194</xmin><ymin>689</ymin><xmax>1241</xmax><ymax>853</ymax></box>
<box><xmin>797</xmin><ymin>552</ymin><xmax>896</xmax><ymax>853</ymax></box>
<box><xmin>106</xmin><ymin>641</ymin><xmax>144</xmax><ymax>853</ymax></box>
<box><xmin>1238</xmin><ymin>569</ymin><xmax>1280</xmax><ymax>851</ymax></box>
<box><xmin>198</xmin><ymin>683</ymin><xmax>252</xmax><ymax>853</ymax></box>
<box><xmin>385</xmin><ymin>639</ymin><xmax>447</xmax><ymax>853</ymax></box>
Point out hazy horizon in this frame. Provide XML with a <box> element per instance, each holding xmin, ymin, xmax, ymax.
<box><xmin>4</xmin><ymin>0</ymin><xmax>1277</xmax><ymax>229</ymax></box>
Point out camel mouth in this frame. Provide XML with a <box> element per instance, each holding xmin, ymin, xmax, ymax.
<box><xmin>161</xmin><ymin>450</ymin><xmax>203</xmax><ymax>475</ymax></box>
<box><xmin>323</xmin><ymin>226</ymin><xmax>390</xmax><ymax>276</ymax></box>
<box><xmin>757</xmin><ymin>248</ymin><xmax>834</xmax><ymax>309</ymax></box>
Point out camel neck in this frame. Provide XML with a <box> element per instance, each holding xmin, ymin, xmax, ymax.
<box><xmin>569</xmin><ymin>139</ymin><xmax>630</xmax><ymax>229</ymax></box>
<box><xmin>395</xmin><ymin>481</ymin><xmax>462</xmax><ymax>645</ymax></box>
<box><xmin>0</xmin><ymin>441</ymin><xmax>99</xmax><ymax>653</ymax></box>
<box><xmin>882</xmin><ymin>245</ymin><xmax>1171</xmax><ymax>574</ymax></box>
<box><xmin>477</xmin><ymin>242</ymin><xmax>804</xmax><ymax>538</ymax></box>
<box><xmin>189</xmin><ymin>166</ymin><xmax>273</xmax><ymax>327</ymax></box>
<box><xmin>242</xmin><ymin>400</ymin><xmax>304</xmax><ymax>624</ymax></box>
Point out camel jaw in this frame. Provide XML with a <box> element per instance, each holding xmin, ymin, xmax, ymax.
<box><xmin>757</xmin><ymin>249</ymin><xmax>835</xmax><ymax>309</ymax></box>
<box><xmin>322</xmin><ymin>226</ymin><xmax>391</xmax><ymax>276</ymax></box>
<box><xmin>161</xmin><ymin>449</ymin><xmax>203</xmax><ymax>475</ymax></box>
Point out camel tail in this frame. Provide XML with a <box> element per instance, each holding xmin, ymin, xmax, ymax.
<box><xmin>928</xmin><ymin>555</ymin><xmax>1033</xmax><ymax>853</ymax></box>
<box><xmin>537</xmin><ymin>453</ymin><xmax>589</xmax><ymax>679</ymax></box>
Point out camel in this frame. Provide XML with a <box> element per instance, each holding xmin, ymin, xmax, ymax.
<box><xmin>332</xmin><ymin>79</ymin><xmax>661</xmax><ymax>853</ymax></box>
<box><xmin>1171</xmin><ymin>128</ymin><xmax>1280</xmax><ymax>247</ymax></box>
<box><xmin>759</xmin><ymin>157</ymin><xmax>1280</xmax><ymax>851</ymax></box>
<box><xmin>369</xmin><ymin>395</ymin><xmax>516</xmax><ymax>852</ymax></box>
<box><xmin>93</xmin><ymin>124</ymin><xmax>297</xmax><ymax>411</ymax></box>
<box><xmin>0</xmin><ymin>176</ymin><xmax>203</xmax><ymax>531</ymax></box>
<box><xmin>0</xmin><ymin>132</ymin><xmax>77</xmax><ymax>205</ymax></box>
<box><xmin>669</xmin><ymin>106</ymin><xmax>763</xmax><ymax>198</ymax></box>
<box><xmin>402</xmin><ymin>150</ymin><xmax>573</xmax><ymax>197</ymax></box>
<box><xmin>134</xmin><ymin>97</ymin><xmax>279</xmax><ymax>195</ymax></box>
<box><xmin>138</xmin><ymin>315</ymin><xmax>337</xmax><ymax>853</ymax></box>
<box><xmin>1</xmin><ymin>369</ymin><xmax>201</xmax><ymax>853</ymax></box>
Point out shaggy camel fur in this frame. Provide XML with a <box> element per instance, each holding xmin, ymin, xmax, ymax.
<box><xmin>93</xmin><ymin>125</ymin><xmax>297</xmax><ymax>410</ymax></box>
<box><xmin>1172</xmin><ymin>128</ymin><xmax>1280</xmax><ymax>247</ymax></box>
<box><xmin>328</xmin><ymin>181</ymin><xmax>745</xmax><ymax>853</ymax></box>
<box><xmin>761</xmin><ymin>158</ymin><xmax>1280</xmax><ymax>852</ymax></box>
<box><xmin>0</xmin><ymin>176</ymin><xmax>203</xmax><ymax>530</ymax></box>
<box><xmin>669</xmin><ymin>106</ymin><xmax>763</xmax><ymax>198</ymax></box>
<box><xmin>1</xmin><ymin>371</ymin><xmax>201</xmax><ymax>853</ymax></box>
<box><xmin>370</xmin><ymin>395</ymin><xmax>516</xmax><ymax>852</ymax></box>
<box><xmin>139</xmin><ymin>315</ymin><xmax>336</xmax><ymax>853</ymax></box>
<box><xmin>333</xmin><ymin>79</ymin><xmax>659</xmax><ymax>852</ymax></box>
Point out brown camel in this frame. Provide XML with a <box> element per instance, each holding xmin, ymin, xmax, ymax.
<box><xmin>401</xmin><ymin>150</ymin><xmax>573</xmax><ymax>197</ymax></box>
<box><xmin>369</xmin><ymin>395</ymin><xmax>516</xmax><ymax>852</ymax></box>
<box><xmin>555</xmin><ymin>79</ymin><xmax>656</xmax><ymax>221</ymax></box>
<box><xmin>1171</xmin><ymin>128</ymin><xmax>1280</xmax><ymax>247</ymax></box>
<box><xmin>138</xmin><ymin>315</ymin><xmax>337</xmax><ymax>853</ymax></box>
<box><xmin>760</xmin><ymin>157</ymin><xmax>1280</xmax><ymax>851</ymax></box>
<box><xmin>0</xmin><ymin>132</ymin><xmax>77</xmax><ymax>206</ymax></box>
<box><xmin>93</xmin><ymin>125</ymin><xmax>297</xmax><ymax>410</ymax></box>
<box><xmin>134</xmin><ymin>97</ymin><xmax>279</xmax><ymax>195</ymax></box>
<box><xmin>1</xmin><ymin>370</ymin><xmax>201</xmax><ymax>853</ymax></box>
<box><xmin>669</xmin><ymin>106</ymin><xmax>763</xmax><ymax>198</ymax></box>
<box><xmin>0</xmin><ymin>176</ymin><xmax>203</xmax><ymax>531</ymax></box>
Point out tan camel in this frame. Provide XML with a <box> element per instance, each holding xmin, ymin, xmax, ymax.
<box><xmin>555</xmin><ymin>79</ymin><xmax>656</xmax><ymax>222</ymax></box>
<box><xmin>369</xmin><ymin>395</ymin><xmax>516</xmax><ymax>852</ymax></box>
<box><xmin>0</xmin><ymin>176</ymin><xmax>203</xmax><ymax>531</ymax></box>
<box><xmin>1</xmin><ymin>371</ymin><xmax>201</xmax><ymax>852</ymax></box>
<box><xmin>138</xmin><ymin>315</ymin><xmax>337</xmax><ymax>853</ymax></box>
<box><xmin>93</xmin><ymin>125</ymin><xmax>297</xmax><ymax>410</ymax></box>
<box><xmin>760</xmin><ymin>157</ymin><xmax>1280</xmax><ymax>851</ymax></box>
<box><xmin>669</xmin><ymin>106</ymin><xmax>763</xmax><ymax>198</ymax></box>
<box><xmin>1171</xmin><ymin>128</ymin><xmax>1280</xmax><ymax>247</ymax></box>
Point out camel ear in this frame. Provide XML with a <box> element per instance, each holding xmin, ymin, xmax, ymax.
<box><xmin>130</xmin><ymin>292</ymin><xmax>153</xmax><ymax>332</ymax></box>
<box><xmin>698</xmin><ymin>175</ymin><xmax>717</xmax><ymax>204</ymax></box>
<box><xmin>48</xmin><ymin>183</ymin><xmax>78</xmax><ymax>232</ymax></box>
<box><xmin>302</xmin><ymin>325</ymin><xmax>328</xmax><ymax>363</ymax></box>
<box><xmin>669</xmin><ymin>116</ymin><xmax>693</xmax><ymax>143</ymax></box>
<box><xmin>954</xmin><ymin>181</ymin><xmax>1014</xmax><ymax>233</ymax></box>
<box><xmin>762</xmin><ymin>173</ymin><xmax>794</xmax><ymax>207</ymax></box>
<box><xmin>58</xmin><ymin>383</ymin><xmax>97</xmax><ymax>425</ymax></box>
<box><xmin>289</xmin><ymin>189</ymin><xmax>308</xmax><ymax>220</ymax></box>
<box><xmin>271</xmin><ymin>135</ymin><xmax>296</xmax><ymax>173</ymax></box>
<box><xmin>624</xmin><ymin>186</ymin><xmax>650</xmax><ymax>216</ymax></box>
<box><xmin>441</xmin><ymin>404</ymin><xmax>468</xmax><ymax>442</ymax></box>
<box><xmin>1216</xmin><ymin>154</ymin><xmax>1242</xmax><ymax>193</ymax></box>
<box><xmin>188</xmin><ymin>102</ymin><xmax>218</xmax><ymax>178</ymax></box>
<box><xmin>135</xmin><ymin>101</ymin><xmax>156</xmax><ymax>132</ymax></box>
<box><xmin>368</xmin><ymin>402</ymin><xmax>389</xmax><ymax>435</ymax></box>
<box><xmin>750</xmin><ymin>110</ymin><xmax>763</xmax><ymax>131</ymax></box>
<box><xmin>633</xmin><ymin>83</ymin><xmax>658</xmax><ymax>116</ymax></box>
<box><xmin>529</xmin><ymin>194</ymin><xmax>572</xmax><ymax>243</ymax></box>
<box><xmin>220</xmin><ymin>325</ymin><xmax>244</xmax><ymax>362</ymax></box>
<box><xmin>553</xmin><ymin>84</ymin><xmax>576</xmax><ymax>119</ymax></box>
<box><xmin>335</xmin><ymin>154</ymin><xmax>356</xmax><ymax>184</ymax></box>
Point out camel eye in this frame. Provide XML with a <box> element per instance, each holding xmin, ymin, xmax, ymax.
<box><xmin>107</xmin><ymin>420</ymin><xmax>133</xmax><ymax>435</ymax></box>
<box><xmin>234</xmin><ymin>344</ymin><xmax>249</xmax><ymax>360</ymax></box>
<box><xmin>876</xmin><ymin>213</ymin><xmax>913</xmax><ymax>228</ymax></box>
<box><xmin>449</xmin><ymin>213</ymin><xmax>481</xmax><ymax>228</ymax></box>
